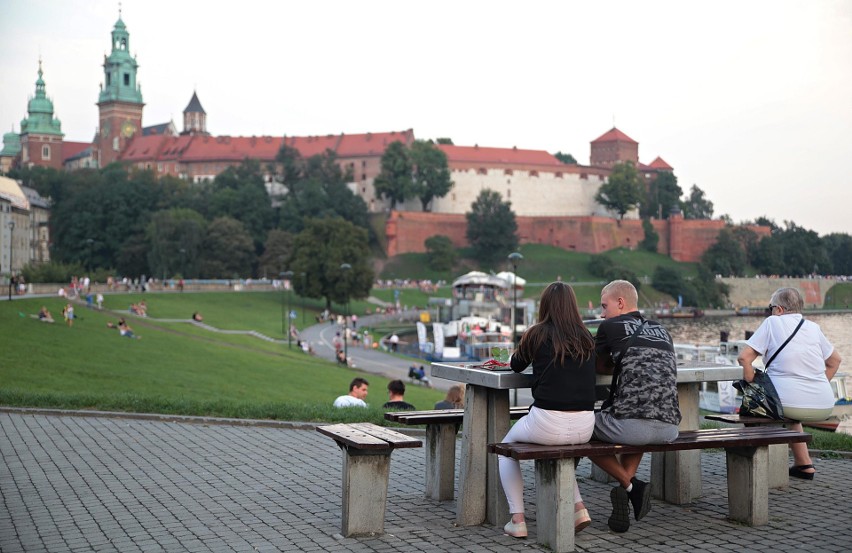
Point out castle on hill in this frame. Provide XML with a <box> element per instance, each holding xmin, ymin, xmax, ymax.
<box><xmin>0</xmin><ymin>13</ymin><xmax>767</xmax><ymax>266</ymax></box>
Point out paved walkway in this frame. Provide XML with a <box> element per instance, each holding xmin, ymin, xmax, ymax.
<box><xmin>2</xmin><ymin>410</ymin><xmax>850</xmax><ymax>552</ymax></box>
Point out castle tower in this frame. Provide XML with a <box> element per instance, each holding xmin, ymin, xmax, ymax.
<box><xmin>19</xmin><ymin>60</ymin><xmax>64</xmax><ymax>170</ymax></box>
<box><xmin>182</xmin><ymin>92</ymin><xmax>208</xmax><ymax>135</ymax></box>
<box><xmin>96</xmin><ymin>12</ymin><xmax>144</xmax><ymax>167</ymax></box>
<box><xmin>590</xmin><ymin>127</ymin><xmax>638</xmax><ymax>168</ymax></box>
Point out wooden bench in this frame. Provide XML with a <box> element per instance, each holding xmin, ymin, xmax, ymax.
<box><xmin>317</xmin><ymin>422</ymin><xmax>422</xmax><ymax>536</ymax></box>
<box><xmin>704</xmin><ymin>414</ymin><xmax>796</xmax><ymax>489</ymax></box>
<box><xmin>385</xmin><ymin>406</ymin><xmax>530</xmax><ymax>500</ymax></box>
<box><xmin>489</xmin><ymin>426</ymin><xmax>811</xmax><ymax>553</ymax></box>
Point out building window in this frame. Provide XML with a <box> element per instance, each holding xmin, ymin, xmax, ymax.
<box><xmin>157</xmin><ymin>163</ymin><xmax>163</xmax><ymax>172</ymax></box>
<box><xmin>451</xmin><ymin>193</ymin><xmax>456</xmax><ymax>201</ymax></box>
<box><xmin>361</xmin><ymin>173</ymin><xmax>366</xmax><ymax>181</ymax></box>
<box><xmin>362</xmin><ymin>160</ymin><xmax>367</xmax><ymax>168</ymax></box>
<box><xmin>41</xmin><ymin>145</ymin><xmax>50</xmax><ymax>160</ymax></box>
<box><xmin>113</xmin><ymin>137</ymin><xmax>119</xmax><ymax>151</ymax></box>
<box><xmin>530</xmin><ymin>170</ymin><xmax>539</xmax><ymax>177</ymax></box>
<box><xmin>477</xmin><ymin>168</ymin><xmax>487</xmax><ymax>175</ymax></box>
<box><xmin>555</xmin><ymin>172</ymin><xmax>563</xmax><ymax>178</ymax></box>
<box><xmin>580</xmin><ymin>173</ymin><xmax>588</xmax><ymax>180</ymax></box>
<box><xmin>361</xmin><ymin>187</ymin><xmax>366</xmax><ymax>194</ymax></box>
<box><xmin>506</xmin><ymin>189</ymin><xmax>511</xmax><ymax>198</ymax></box>
<box><xmin>504</xmin><ymin>169</ymin><xmax>513</xmax><ymax>175</ymax></box>
<box><xmin>106</xmin><ymin>73</ymin><xmax>111</xmax><ymax>86</ymax></box>
<box><xmin>124</xmin><ymin>73</ymin><xmax>130</xmax><ymax>86</ymax></box>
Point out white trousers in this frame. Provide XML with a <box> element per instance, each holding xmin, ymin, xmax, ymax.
<box><xmin>498</xmin><ymin>406</ymin><xmax>595</xmax><ymax>515</ymax></box>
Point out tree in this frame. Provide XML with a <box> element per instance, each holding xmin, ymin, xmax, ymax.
<box><xmin>198</xmin><ymin>217</ymin><xmax>256</xmax><ymax>278</ymax></box>
<box><xmin>145</xmin><ymin>208</ymin><xmax>207</xmax><ymax>279</ymax></box>
<box><xmin>751</xmin><ymin>236</ymin><xmax>785</xmax><ymax>276</ymax></box>
<box><xmin>554</xmin><ymin>151</ymin><xmax>577</xmax><ymax>164</ymax></box>
<box><xmin>465</xmin><ymin>189</ymin><xmax>519</xmax><ymax>267</ymax></box>
<box><xmin>639</xmin><ymin>218</ymin><xmax>659</xmax><ymax>253</ymax></box>
<box><xmin>257</xmin><ymin>229</ymin><xmax>295</xmax><ymax>279</ymax></box>
<box><xmin>435</xmin><ymin>138</ymin><xmax>454</xmax><ymax>145</ymax></box>
<box><xmin>373</xmin><ymin>141</ymin><xmax>413</xmax><ymax>210</ymax></box>
<box><xmin>410</xmin><ymin>140</ymin><xmax>453</xmax><ymax>211</ymax></box>
<box><xmin>288</xmin><ymin>218</ymin><xmax>374</xmax><ymax>309</ymax></box>
<box><xmin>641</xmin><ymin>171</ymin><xmax>682</xmax><ymax>219</ymax></box>
<box><xmin>587</xmin><ymin>254</ymin><xmax>615</xmax><ymax>278</ymax></box>
<box><xmin>595</xmin><ymin>161</ymin><xmax>643</xmax><ymax>221</ymax></box>
<box><xmin>207</xmin><ymin>159</ymin><xmax>275</xmax><ymax>252</ymax></box>
<box><xmin>773</xmin><ymin>222</ymin><xmax>829</xmax><ymax>276</ymax></box>
<box><xmin>681</xmin><ymin>184</ymin><xmax>714</xmax><ymax>219</ymax></box>
<box><xmin>274</xmin><ymin>147</ymin><xmax>369</xmax><ymax>235</ymax></box>
<box><xmin>822</xmin><ymin>233</ymin><xmax>852</xmax><ymax>275</ymax></box>
<box><xmin>701</xmin><ymin>228</ymin><xmax>746</xmax><ymax>277</ymax></box>
<box><xmin>424</xmin><ymin>235</ymin><xmax>457</xmax><ymax>272</ymax></box>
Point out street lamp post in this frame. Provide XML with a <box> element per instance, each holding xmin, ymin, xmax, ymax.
<box><xmin>281</xmin><ymin>270</ymin><xmax>294</xmax><ymax>349</ymax></box>
<box><xmin>508</xmin><ymin>252</ymin><xmax>523</xmax><ymax>407</ymax></box>
<box><xmin>300</xmin><ymin>272</ymin><xmax>307</xmax><ymax>328</ymax></box>
<box><xmin>340</xmin><ymin>263</ymin><xmax>352</xmax><ymax>363</ymax></box>
<box><xmin>7</xmin><ymin>221</ymin><xmax>14</xmax><ymax>301</ymax></box>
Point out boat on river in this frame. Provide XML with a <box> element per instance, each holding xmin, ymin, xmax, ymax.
<box><xmin>735</xmin><ymin>306</ymin><xmax>771</xmax><ymax>317</ymax></box>
<box><xmin>655</xmin><ymin>307</ymin><xmax>705</xmax><ymax>319</ymax></box>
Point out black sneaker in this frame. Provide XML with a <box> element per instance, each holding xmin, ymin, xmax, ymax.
<box><xmin>607</xmin><ymin>486</ymin><xmax>630</xmax><ymax>533</ymax></box>
<box><xmin>627</xmin><ymin>478</ymin><xmax>652</xmax><ymax>521</ymax></box>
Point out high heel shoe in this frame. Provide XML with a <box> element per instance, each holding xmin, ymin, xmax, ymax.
<box><xmin>503</xmin><ymin>520</ymin><xmax>528</xmax><ymax>538</ymax></box>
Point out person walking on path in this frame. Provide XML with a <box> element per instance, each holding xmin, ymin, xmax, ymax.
<box><xmin>589</xmin><ymin>280</ymin><xmax>681</xmax><ymax>533</ymax></box>
<box><xmin>497</xmin><ymin>282</ymin><xmax>597</xmax><ymax>538</ymax></box>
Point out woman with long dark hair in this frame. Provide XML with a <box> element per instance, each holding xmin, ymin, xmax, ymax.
<box><xmin>498</xmin><ymin>282</ymin><xmax>597</xmax><ymax>538</ymax></box>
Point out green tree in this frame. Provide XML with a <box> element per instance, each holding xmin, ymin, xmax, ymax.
<box><xmin>595</xmin><ymin>162</ymin><xmax>643</xmax><ymax>221</ymax></box>
<box><xmin>208</xmin><ymin>159</ymin><xmax>275</xmax><ymax>251</ymax></box>
<box><xmin>466</xmin><ymin>189</ymin><xmax>519</xmax><ymax>267</ymax></box>
<box><xmin>681</xmin><ymin>184</ymin><xmax>714</xmax><ymax>219</ymax></box>
<box><xmin>641</xmin><ymin>171</ymin><xmax>683</xmax><ymax>219</ymax></box>
<box><xmin>258</xmin><ymin>229</ymin><xmax>295</xmax><ymax>279</ymax></box>
<box><xmin>639</xmin><ymin>218</ymin><xmax>659</xmax><ymax>253</ymax></box>
<box><xmin>275</xmin><ymin>147</ymin><xmax>369</xmax><ymax>235</ymax></box>
<box><xmin>288</xmin><ymin>218</ymin><xmax>374</xmax><ymax>309</ymax></box>
<box><xmin>751</xmin><ymin>236</ymin><xmax>785</xmax><ymax>276</ymax></box>
<box><xmin>773</xmin><ymin>222</ymin><xmax>830</xmax><ymax>276</ymax></box>
<box><xmin>410</xmin><ymin>140</ymin><xmax>452</xmax><ymax>211</ymax></box>
<box><xmin>653</xmin><ymin>266</ymin><xmax>697</xmax><ymax>305</ymax></box>
<box><xmin>424</xmin><ymin>235</ymin><xmax>457</xmax><ymax>272</ymax></box>
<box><xmin>822</xmin><ymin>233</ymin><xmax>852</xmax><ymax>275</ymax></box>
<box><xmin>373</xmin><ymin>141</ymin><xmax>413</xmax><ymax>210</ymax></box>
<box><xmin>587</xmin><ymin>254</ymin><xmax>615</xmax><ymax>278</ymax></box>
<box><xmin>435</xmin><ymin>138</ymin><xmax>454</xmax><ymax>145</ymax></box>
<box><xmin>554</xmin><ymin>151</ymin><xmax>577</xmax><ymax>164</ymax></box>
<box><xmin>701</xmin><ymin>228</ymin><xmax>746</xmax><ymax>277</ymax></box>
<box><xmin>198</xmin><ymin>217</ymin><xmax>256</xmax><ymax>278</ymax></box>
<box><xmin>731</xmin><ymin>226</ymin><xmax>760</xmax><ymax>266</ymax></box>
<box><xmin>145</xmin><ymin>208</ymin><xmax>207</xmax><ymax>279</ymax></box>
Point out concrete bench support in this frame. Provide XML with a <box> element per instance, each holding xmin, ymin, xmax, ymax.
<box><xmin>726</xmin><ymin>445</ymin><xmax>769</xmax><ymax>525</ymax></box>
<box><xmin>534</xmin><ymin>457</ymin><xmax>577</xmax><ymax>553</ymax></box>
<box><xmin>425</xmin><ymin>424</ymin><xmax>457</xmax><ymax>500</ymax></box>
<box><xmin>341</xmin><ymin>448</ymin><xmax>392</xmax><ymax>536</ymax></box>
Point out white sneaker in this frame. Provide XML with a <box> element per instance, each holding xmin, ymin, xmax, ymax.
<box><xmin>504</xmin><ymin>520</ymin><xmax>527</xmax><ymax>538</ymax></box>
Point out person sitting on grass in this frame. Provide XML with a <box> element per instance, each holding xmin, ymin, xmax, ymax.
<box><xmin>192</xmin><ymin>312</ymin><xmax>203</xmax><ymax>322</ymax></box>
<box><xmin>37</xmin><ymin>306</ymin><xmax>55</xmax><ymax>323</ymax></box>
<box><xmin>118</xmin><ymin>319</ymin><xmax>141</xmax><ymax>339</ymax></box>
<box><xmin>333</xmin><ymin>377</ymin><xmax>369</xmax><ymax>408</ymax></box>
<box><xmin>382</xmin><ymin>380</ymin><xmax>415</xmax><ymax>410</ymax></box>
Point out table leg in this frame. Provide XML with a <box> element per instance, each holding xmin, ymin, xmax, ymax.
<box><xmin>456</xmin><ymin>384</ymin><xmax>488</xmax><ymax>525</ymax></box>
<box><xmin>485</xmin><ymin>388</ymin><xmax>510</xmax><ymax>526</ymax></box>
<box><xmin>651</xmin><ymin>382</ymin><xmax>702</xmax><ymax>504</ymax></box>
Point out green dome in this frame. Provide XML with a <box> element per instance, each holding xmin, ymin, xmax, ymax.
<box><xmin>20</xmin><ymin>61</ymin><xmax>62</xmax><ymax>137</ymax></box>
<box><xmin>1</xmin><ymin>131</ymin><xmax>21</xmax><ymax>157</ymax></box>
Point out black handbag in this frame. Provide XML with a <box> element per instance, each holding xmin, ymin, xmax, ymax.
<box><xmin>733</xmin><ymin>317</ymin><xmax>804</xmax><ymax>420</ymax></box>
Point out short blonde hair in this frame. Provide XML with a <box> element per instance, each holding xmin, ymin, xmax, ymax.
<box><xmin>601</xmin><ymin>280</ymin><xmax>638</xmax><ymax>307</ymax></box>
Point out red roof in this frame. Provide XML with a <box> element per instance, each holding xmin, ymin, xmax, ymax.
<box><xmin>62</xmin><ymin>141</ymin><xmax>91</xmax><ymax>160</ymax></box>
<box><xmin>180</xmin><ymin>135</ymin><xmax>285</xmax><ymax>162</ymax></box>
<box><xmin>591</xmin><ymin>127</ymin><xmax>638</xmax><ymax>144</ymax></box>
<box><xmin>437</xmin><ymin>144</ymin><xmax>564</xmax><ymax>168</ymax></box>
<box><xmin>648</xmin><ymin>156</ymin><xmax>673</xmax><ymax>170</ymax></box>
<box><xmin>335</xmin><ymin>130</ymin><xmax>414</xmax><ymax>157</ymax></box>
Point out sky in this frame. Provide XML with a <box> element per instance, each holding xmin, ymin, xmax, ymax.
<box><xmin>1</xmin><ymin>0</ymin><xmax>851</xmax><ymax>236</ymax></box>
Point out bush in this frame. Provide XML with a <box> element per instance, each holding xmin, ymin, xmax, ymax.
<box><xmin>604</xmin><ymin>267</ymin><xmax>641</xmax><ymax>292</ymax></box>
<box><xmin>424</xmin><ymin>235</ymin><xmax>457</xmax><ymax>272</ymax></box>
<box><xmin>588</xmin><ymin>255</ymin><xmax>615</xmax><ymax>277</ymax></box>
<box><xmin>21</xmin><ymin>261</ymin><xmax>85</xmax><ymax>284</ymax></box>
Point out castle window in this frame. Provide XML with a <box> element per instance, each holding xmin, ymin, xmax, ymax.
<box><xmin>477</xmin><ymin>168</ymin><xmax>487</xmax><ymax>175</ymax></box>
<box><xmin>451</xmin><ymin>193</ymin><xmax>456</xmax><ymax>201</ymax></box>
<box><xmin>504</xmin><ymin>169</ymin><xmax>513</xmax><ymax>175</ymax></box>
<box><xmin>555</xmin><ymin>172</ymin><xmax>563</xmax><ymax>178</ymax></box>
<box><xmin>124</xmin><ymin>73</ymin><xmax>130</xmax><ymax>86</ymax></box>
<box><xmin>41</xmin><ymin>145</ymin><xmax>50</xmax><ymax>160</ymax></box>
<box><xmin>106</xmin><ymin>73</ymin><xmax>111</xmax><ymax>86</ymax></box>
<box><xmin>120</xmin><ymin>38</ymin><xmax>127</xmax><ymax>50</ymax></box>
<box><xmin>530</xmin><ymin>170</ymin><xmax>539</xmax><ymax>177</ymax></box>
<box><xmin>362</xmin><ymin>173</ymin><xmax>366</xmax><ymax>181</ymax></box>
<box><xmin>113</xmin><ymin>137</ymin><xmax>119</xmax><ymax>151</ymax></box>
<box><xmin>580</xmin><ymin>173</ymin><xmax>588</xmax><ymax>180</ymax></box>
<box><xmin>362</xmin><ymin>160</ymin><xmax>367</xmax><ymax>168</ymax></box>
<box><xmin>506</xmin><ymin>189</ymin><xmax>511</xmax><ymax>198</ymax></box>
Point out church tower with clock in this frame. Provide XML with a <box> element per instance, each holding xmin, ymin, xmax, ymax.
<box><xmin>96</xmin><ymin>11</ymin><xmax>144</xmax><ymax>167</ymax></box>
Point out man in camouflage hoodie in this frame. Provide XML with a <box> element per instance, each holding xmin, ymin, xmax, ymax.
<box><xmin>590</xmin><ymin>280</ymin><xmax>681</xmax><ymax>533</ymax></box>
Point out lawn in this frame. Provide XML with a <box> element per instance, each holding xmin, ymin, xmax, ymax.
<box><xmin>1</xmin><ymin>296</ymin><xmax>444</xmax><ymax>423</ymax></box>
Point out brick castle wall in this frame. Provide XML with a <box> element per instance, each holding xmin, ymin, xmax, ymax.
<box><xmin>385</xmin><ymin>211</ymin><xmax>770</xmax><ymax>262</ymax></box>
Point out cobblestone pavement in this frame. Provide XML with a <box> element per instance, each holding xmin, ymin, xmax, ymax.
<box><xmin>2</xmin><ymin>411</ymin><xmax>851</xmax><ymax>553</ymax></box>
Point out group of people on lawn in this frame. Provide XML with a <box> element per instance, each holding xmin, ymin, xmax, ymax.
<box><xmin>333</xmin><ymin>279</ymin><xmax>841</xmax><ymax>537</ymax></box>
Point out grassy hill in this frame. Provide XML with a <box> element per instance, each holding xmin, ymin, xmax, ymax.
<box><xmin>0</xmin><ymin>296</ymin><xmax>444</xmax><ymax>422</ymax></box>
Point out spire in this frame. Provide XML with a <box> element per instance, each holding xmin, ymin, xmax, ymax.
<box><xmin>98</xmin><ymin>12</ymin><xmax>143</xmax><ymax>105</ymax></box>
<box><xmin>20</xmin><ymin>60</ymin><xmax>62</xmax><ymax>136</ymax></box>
<box><xmin>182</xmin><ymin>91</ymin><xmax>208</xmax><ymax>135</ymax></box>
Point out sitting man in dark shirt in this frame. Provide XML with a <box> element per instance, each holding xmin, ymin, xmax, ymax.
<box><xmin>382</xmin><ymin>379</ymin><xmax>415</xmax><ymax>410</ymax></box>
<box><xmin>589</xmin><ymin>280</ymin><xmax>681</xmax><ymax>533</ymax></box>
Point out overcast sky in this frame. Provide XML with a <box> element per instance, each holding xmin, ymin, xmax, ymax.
<box><xmin>2</xmin><ymin>0</ymin><xmax>850</xmax><ymax>236</ymax></box>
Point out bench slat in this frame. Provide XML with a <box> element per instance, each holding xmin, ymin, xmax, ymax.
<box><xmin>386</xmin><ymin>406</ymin><xmax>529</xmax><ymax>425</ymax></box>
<box><xmin>705</xmin><ymin>414</ymin><xmax>793</xmax><ymax>425</ymax></box>
<box><xmin>347</xmin><ymin>422</ymin><xmax>422</xmax><ymax>448</ymax></box>
<box><xmin>318</xmin><ymin>423</ymin><xmax>393</xmax><ymax>449</ymax></box>
<box><xmin>489</xmin><ymin>427</ymin><xmax>811</xmax><ymax>460</ymax></box>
